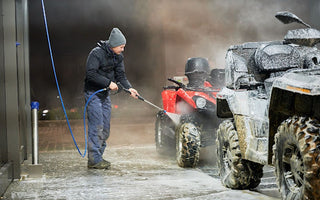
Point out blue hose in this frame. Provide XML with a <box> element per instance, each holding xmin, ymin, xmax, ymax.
<box><xmin>83</xmin><ymin>88</ymin><xmax>107</xmax><ymax>155</ymax></box>
<box><xmin>41</xmin><ymin>0</ymin><xmax>105</xmax><ymax>157</ymax></box>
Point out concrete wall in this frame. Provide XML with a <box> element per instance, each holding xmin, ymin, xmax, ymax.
<box><xmin>0</xmin><ymin>0</ymin><xmax>31</xmax><ymax>196</ymax></box>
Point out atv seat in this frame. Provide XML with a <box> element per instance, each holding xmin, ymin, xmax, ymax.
<box><xmin>254</xmin><ymin>44</ymin><xmax>301</xmax><ymax>74</ymax></box>
<box><xmin>208</xmin><ymin>69</ymin><xmax>225</xmax><ymax>88</ymax></box>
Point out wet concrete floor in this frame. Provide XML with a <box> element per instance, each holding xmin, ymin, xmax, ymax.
<box><xmin>2</xmin><ymin>116</ymin><xmax>281</xmax><ymax>200</ymax></box>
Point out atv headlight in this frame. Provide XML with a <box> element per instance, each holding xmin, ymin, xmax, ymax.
<box><xmin>195</xmin><ymin>97</ymin><xmax>206</xmax><ymax>108</ymax></box>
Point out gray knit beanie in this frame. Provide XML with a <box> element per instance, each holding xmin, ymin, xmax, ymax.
<box><xmin>108</xmin><ymin>28</ymin><xmax>126</xmax><ymax>47</ymax></box>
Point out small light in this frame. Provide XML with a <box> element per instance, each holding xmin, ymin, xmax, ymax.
<box><xmin>196</xmin><ymin>97</ymin><xmax>206</xmax><ymax>108</ymax></box>
<box><xmin>286</xmin><ymin>85</ymin><xmax>311</xmax><ymax>93</ymax></box>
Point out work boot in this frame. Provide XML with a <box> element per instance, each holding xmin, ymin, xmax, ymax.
<box><xmin>102</xmin><ymin>159</ymin><xmax>111</xmax><ymax>167</ymax></box>
<box><xmin>88</xmin><ymin>160</ymin><xmax>111</xmax><ymax>169</ymax></box>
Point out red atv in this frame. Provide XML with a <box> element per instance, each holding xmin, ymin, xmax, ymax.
<box><xmin>155</xmin><ymin>57</ymin><xmax>224</xmax><ymax>167</ymax></box>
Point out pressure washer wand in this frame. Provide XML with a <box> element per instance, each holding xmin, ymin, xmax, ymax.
<box><xmin>121</xmin><ymin>87</ymin><xmax>164</xmax><ymax>111</ymax></box>
<box><xmin>119</xmin><ymin>84</ymin><xmax>182</xmax><ymax>124</ymax></box>
<box><xmin>137</xmin><ymin>96</ymin><xmax>163</xmax><ymax>111</ymax></box>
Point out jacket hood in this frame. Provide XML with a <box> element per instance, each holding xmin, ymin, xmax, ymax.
<box><xmin>97</xmin><ymin>40</ymin><xmax>123</xmax><ymax>57</ymax></box>
<box><xmin>97</xmin><ymin>40</ymin><xmax>111</xmax><ymax>52</ymax></box>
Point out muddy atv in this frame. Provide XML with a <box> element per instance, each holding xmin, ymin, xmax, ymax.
<box><xmin>216</xmin><ymin>11</ymin><xmax>320</xmax><ymax>199</ymax></box>
<box><xmin>155</xmin><ymin>57</ymin><xmax>224</xmax><ymax>167</ymax></box>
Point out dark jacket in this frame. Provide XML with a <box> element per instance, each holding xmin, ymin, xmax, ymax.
<box><xmin>84</xmin><ymin>40</ymin><xmax>132</xmax><ymax>96</ymax></box>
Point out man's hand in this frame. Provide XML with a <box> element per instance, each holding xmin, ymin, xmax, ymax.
<box><xmin>109</xmin><ymin>81</ymin><xmax>118</xmax><ymax>91</ymax></box>
<box><xmin>128</xmin><ymin>88</ymin><xmax>139</xmax><ymax>99</ymax></box>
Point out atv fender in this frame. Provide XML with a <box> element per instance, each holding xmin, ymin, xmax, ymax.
<box><xmin>272</xmin><ymin>69</ymin><xmax>320</xmax><ymax>96</ymax></box>
<box><xmin>217</xmin><ymin>87</ymin><xmax>270</xmax><ymax>165</ymax></box>
<box><xmin>176</xmin><ymin>88</ymin><xmax>197</xmax><ymax>108</ymax></box>
<box><xmin>216</xmin><ymin>88</ymin><xmax>233</xmax><ymax>118</ymax></box>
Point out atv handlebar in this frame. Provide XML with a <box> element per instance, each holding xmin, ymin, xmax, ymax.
<box><xmin>163</xmin><ymin>85</ymin><xmax>180</xmax><ymax>90</ymax></box>
<box><xmin>166</xmin><ymin>78</ymin><xmax>219</xmax><ymax>92</ymax></box>
<box><xmin>168</xmin><ymin>78</ymin><xmax>185</xmax><ymax>88</ymax></box>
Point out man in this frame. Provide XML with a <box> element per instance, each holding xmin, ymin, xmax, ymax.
<box><xmin>84</xmin><ymin>28</ymin><xmax>138</xmax><ymax>169</ymax></box>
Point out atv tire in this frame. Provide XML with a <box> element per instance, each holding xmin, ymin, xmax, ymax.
<box><xmin>155</xmin><ymin>111</ymin><xmax>175</xmax><ymax>155</ymax></box>
<box><xmin>176</xmin><ymin>122</ymin><xmax>201</xmax><ymax>167</ymax></box>
<box><xmin>216</xmin><ymin>119</ymin><xmax>263</xmax><ymax>189</ymax></box>
<box><xmin>273</xmin><ymin>116</ymin><xmax>320</xmax><ymax>200</ymax></box>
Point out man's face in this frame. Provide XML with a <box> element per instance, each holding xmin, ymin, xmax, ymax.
<box><xmin>111</xmin><ymin>44</ymin><xmax>125</xmax><ymax>55</ymax></box>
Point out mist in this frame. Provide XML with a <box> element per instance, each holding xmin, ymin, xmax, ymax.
<box><xmin>29</xmin><ymin>0</ymin><xmax>317</xmax><ymax>115</ymax></box>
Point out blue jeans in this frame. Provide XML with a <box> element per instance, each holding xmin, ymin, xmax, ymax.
<box><xmin>85</xmin><ymin>91</ymin><xmax>111</xmax><ymax>165</ymax></box>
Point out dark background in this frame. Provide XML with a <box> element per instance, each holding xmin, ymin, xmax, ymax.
<box><xmin>29</xmin><ymin>0</ymin><xmax>320</xmax><ymax>113</ymax></box>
